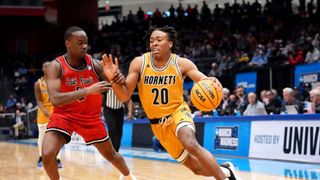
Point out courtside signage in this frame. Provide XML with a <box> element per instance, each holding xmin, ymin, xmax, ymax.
<box><xmin>249</xmin><ymin>121</ymin><xmax>320</xmax><ymax>163</ymax></box>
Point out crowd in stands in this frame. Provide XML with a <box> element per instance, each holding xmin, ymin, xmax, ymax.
<box><xmin>1</xmin><ymin>0</ymin><xmax>320</xmax><ymax>117</ymax></box>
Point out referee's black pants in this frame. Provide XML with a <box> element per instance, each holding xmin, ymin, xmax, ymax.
<box><xmin>103</xmin><ymin>106</ymin><xmax>124</xmax><ymax>152</ymax></box>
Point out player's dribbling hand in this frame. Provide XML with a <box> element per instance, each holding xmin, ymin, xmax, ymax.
<box><xmin>200</xmin><ymin>76</ymin><xmax>223</xmax><ymax>91</ymax></box>
<box><xmin>101</xmin><ymin>54</ymin><xmax>119</xmax><ymax>82</ymax></box>
<box><xmin>87</xmin><ymin>81</ymin><xmax>111</xmax><ymax>94</ymax></box>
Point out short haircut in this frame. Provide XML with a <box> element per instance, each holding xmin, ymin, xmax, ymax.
<box><xmin>145</xmin><ymin>25</ymin><xmax>179</xmax><ymax>53</ymax></box>
<box><xmin>310</xmin><ymin>89</ymin><xmax>320</xmax><ymax>96</ymax></box>
<box><xmin>283</xmin><ymin>87</ymin><xmax>294</xmax><ymax>96</ymax></box>
<box><xmin>223</xmin><ymin>88</ymin><xmax>230</xmax><ymax>95</ymax></box>
<box><xmin>64</xmin><ymin>26</ymin><xmax>84</xmax><ymax>40</ymax></box>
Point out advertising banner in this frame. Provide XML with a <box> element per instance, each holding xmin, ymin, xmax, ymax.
<box><xmin>249</xmin><ymin>120</ymin><xmax>320</xmax><ymax>163</ymax></box>
<box><xmin>235</xmin><ymin>72</ymin><xmax>257</xmax><ymax>94</ymax></box>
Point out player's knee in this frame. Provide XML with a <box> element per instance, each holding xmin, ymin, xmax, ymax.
<box><xmin>182</xmin><ymin>139</ymin><xmax>201</xmax><ymax>154</ymax></box>
<box><xmin>42</xmin><ymin>149</ymin><xmax>56</xmax><ymax>163</ymax></box>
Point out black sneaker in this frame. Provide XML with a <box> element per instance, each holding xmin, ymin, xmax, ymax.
<box><xmin>220</xmin><ymin>162</ymin><xmax>241</xmax><ymax>180</ymax></box>
<box><xmin>57</xmin><ymin>159</ymin><xmax>63</xmax><ymax>169</ymax></box>
<box><xmin>37</xmin><ymin>157</ymin><xmax>43</xmax><ymax>168</ymax></box>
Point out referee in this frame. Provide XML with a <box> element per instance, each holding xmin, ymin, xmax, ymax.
<box><xmin>103</xmin><ymin>88</ymin><xmax>133</xmax><ymax>152</ymax></box>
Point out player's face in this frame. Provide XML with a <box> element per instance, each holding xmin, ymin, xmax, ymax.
<box><xmin>66</xmin><ymin>31</ymin><xmax>88</xmax><ymax>59</ymax></box>
<box><xmin>149</xmin><ymin>30</ymin><xmax>173</xmax><ymax>58</ymax></box>
<box><xmin>42</xmin><ymin>62</ymin><xmax>50</xmax><ymax>75</ymax></box>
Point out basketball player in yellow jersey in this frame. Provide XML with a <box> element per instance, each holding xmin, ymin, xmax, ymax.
<box><xmin>102</xmin><ymin>26</ymin><xmax>240</xmax><ymax>180</ymax></box>
<box><xmin>34</xmin><ymin>62</ymin><xmax>62</xmax><ymax>168</ymax></box>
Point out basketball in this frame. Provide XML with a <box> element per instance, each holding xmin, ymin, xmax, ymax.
<box><xmin>190</xmin><ymin>79</ymin><xmax>223</xmax><ymax>112</ymax></box>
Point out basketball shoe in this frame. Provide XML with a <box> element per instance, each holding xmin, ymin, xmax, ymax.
<box><xmin>220</xmin><ymin>162</ymin><xmax>242</xmax><ymax>180</ymax></box>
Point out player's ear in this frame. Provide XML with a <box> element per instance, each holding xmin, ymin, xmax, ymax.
<box><xmin>65</xmin><ymin>40</ymin><xmax>70</xmax><ymax>48</ymax></box>
<box><xmin>169</xmin><ymin>41</ymin><xmax>173</xmax><ymax>49</ymax></box>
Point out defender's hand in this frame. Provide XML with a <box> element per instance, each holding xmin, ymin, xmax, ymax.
<box><xmin>87</xmin><ymin>81</ymin><xmax>111</xmax><ymax>94</ymax></box>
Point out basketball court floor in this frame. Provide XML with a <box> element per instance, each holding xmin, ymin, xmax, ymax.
<box><xmin>1</xmin><ymin>140</ymin><xmax>319</xmax><ymax>180</ymax></box>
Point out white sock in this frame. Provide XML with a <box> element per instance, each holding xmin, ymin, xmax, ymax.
<box><xmin>221</xmin><ymin>166</ymin><xmax>231</xmax><ymax>178</ymax></box>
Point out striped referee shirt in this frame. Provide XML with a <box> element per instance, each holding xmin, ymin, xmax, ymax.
<box><xmin>105</xmin><ymin>89</ymin><xmax>124</xmax><ymax>109</ymax></box>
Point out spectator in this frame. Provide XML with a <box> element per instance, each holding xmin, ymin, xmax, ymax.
<box><xmin>312</xmin><ymin>33</ymin><xmax>320</xmax><ymax>50</ymax></box>
<box><xmin>305</xmin><ymin>44</ymin><xmax>320</xmax><ymax>64</ymax></box>
<box><xmin>264</xmin><ymin>90</ymin><xmax>281</xmax><ymax>114</ymax></box>
<box><xmin>0</xmin><ymin>104</ymin><xmax>5</xmax><ymax>114</ymax></box>
<box><xmin>249</xmin><ymin>44</ymin><xmax>271</xmax><ymax>67</ymax></box>
<box><xmin>309</xmin><ymin>89</ymin><xmax>320</xmax><ymax>113</ymax></box>
<box><xmin>218</xmin><ymin>88</ymin><xmax>230</xmax><ymax>115</ymax></box>
<box><xmin>137</xmin><ymin>7</ymin><xmax>145</xmax><ymax>21</ymax></box>
<box><xmin>280</xmin><ymin>87</ymin><xmax>304</xmax><ymax>114</ymax></box>
<box><xmin>6</xmin><ymin>94</ymin><xmax>17</xmax><ymax>113</ymax></box>
<box><xmin>288</xmin><ymin>48</ymin><xmax>304</xmax><ymax>66</ymax></box>
<box><xmin>244</xmin><ymin>92</ymin><xmax>267</xmax><ymax>115</ymax></box>
<box><xmin>12</xmin><ymin>109</ymin><xmax>25</xmax><ymax>139</ymax></box>
<box><xmin>208</xmin><ymin>62</ymin><xmax>218</xmax><ymax>77</ymax></box>
<box><xmin>235</xmin><ymin>86</ymin><xmax>249</xmax><ymax>115</ymax></box>
<box><xmin>168</xmin><ymin>4</ymin><xmax>175</xmax><ymax>18</ymax></box>
<box><xmin>260</xmin><ymin>90</ymin><xmax>267</xmax><ymax>103</ymax></box>
<box><xmin>222</xmin><ymin>94</ymin><xmax>238</xmax><ymax>116</ymax></box>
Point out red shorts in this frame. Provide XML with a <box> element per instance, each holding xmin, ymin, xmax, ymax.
<box><xmin>46</xmin><ymin>113</ymin><xmax>109</xmax><ymax>145</ymax></box>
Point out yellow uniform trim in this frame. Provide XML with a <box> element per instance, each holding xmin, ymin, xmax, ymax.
<box><xmin>37</xmin><ymin>78</ymin><xmax>53</xmax><ymax>124</ymax></box>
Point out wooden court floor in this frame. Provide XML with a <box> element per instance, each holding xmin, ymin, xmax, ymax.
<box><xmin>0</xmin><ymin>142</ymin><xmax>303</xmax><ymax>180</ymax></box>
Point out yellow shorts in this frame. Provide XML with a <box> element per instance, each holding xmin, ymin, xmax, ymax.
<box><xmin>150</xmin><ymin>102</ymin><xmax>195</xmax><ymax>163</ymax></box>
<box><xmin>37</xmin><ymin>106</ymin><xmax>53</xmax><ymax>125</ymax></box>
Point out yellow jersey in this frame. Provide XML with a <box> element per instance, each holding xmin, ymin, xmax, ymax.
<box><xmin>37</xmin><ymin>77</ymin><xmax>53</xmax><ymax>124</ymax></box>
<box><xmin>138</xmin><ymin>52</ymin><xmax>184</xmax><ymax>119</ymax></box>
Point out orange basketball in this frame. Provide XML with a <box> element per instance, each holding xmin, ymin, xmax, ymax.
<box><xmin>190</xmin><ymin>79</ymin><xmax>223</xmax><ymax>112</ymax></box>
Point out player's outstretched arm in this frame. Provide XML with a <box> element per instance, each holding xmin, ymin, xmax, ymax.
<box><xmin>101</xmin><ymin>55</ymin><xmax>142</xmax><ymax>102</ymax></box>
<box><xmin>47</xmin><ymin>61</ymin><xmax>110</xmax><ymax>106</ymax></box>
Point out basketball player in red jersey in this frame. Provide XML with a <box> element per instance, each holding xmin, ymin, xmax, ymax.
<box><xmin>42</xmin><ymin>26</ymin><xmax>136</xmax><ymax>180</ymax></box>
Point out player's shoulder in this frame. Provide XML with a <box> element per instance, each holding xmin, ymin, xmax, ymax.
<box><xmin>176</xmin><ymin>56</ymin><xmax>194</xmax><ymax>67</ymax></box>
<box><xmin>130</xmin><ymin>55</ymin><xmax>144</xmax><ymax>68</ymax></box>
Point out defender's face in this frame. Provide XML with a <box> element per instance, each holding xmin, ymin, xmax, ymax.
<box><xmin>149</xmin><ymin>30</ymin><xmax>173</xmax><ymax>58</ymax></box>
<box><xmin>65</xmin><ymin>31</ymin><xmax>88</xmax><ymax>59</ymax></box>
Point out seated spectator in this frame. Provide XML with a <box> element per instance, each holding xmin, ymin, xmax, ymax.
<box><xmin>12</xmin><ymin>109</ymin><xmax>25</xmax><ymax>139</ymax></box>
<box><xmin>221</xmin><ymin>94</ymin><xmax>237</xmax><ymax>116</ymax></box>
<box><xmin>288</xmin><ymin>47</ymin><xmax>304</xmax><ymax>66</ymax></box>
<box><xmin>218</xmin><ymin>88</ymin><xmax>230</xmax><ymax>114</ymax></box>
<box><xmin>236</xmin><ymin>86</ymin><xmax>249</xmax><ymax>115</ymax></box>
<box><xmin>249</xmin><ymin>44</ymin><xmax>271</xmax><ymax>67</ymax></box>
<box><xmin>280</xmin><ymin>87</ymin><xmax>304</xmax><ymax>114</ymax></box>
<box><xmin>6</xmin><ymin>94</ymin><xmax>17</xmax><ymax>113</ymax></box>
<box><xmin>309</xmin><ymin>89</ymin><xmax>320</xmax><ymax>113</ymax></box>
<box><xmin>264</xmin><ymin>90</ymin><xmax>281</xmax><ymax>114</ymax></box>
<box><xmin>260</xmin><ymin>90</ymin><xmax>267</xmax><ymax>103</ymax></box>
<box><xmin>0</xmin><ymin>104</ymin><xmax>5</xmax><ymax>114</ymax></box>
<box><xmin>305</xmin><ymin>44</ymin><xmax>320</xmax><ymax>64</ymax></box>
<box><xmin>244</xmin><ymin>92</ymin><xmax>267</xmax><ymax>115</ymax></box>
<box><xmin>208</xmin><ymin>62</ymin><xmax>218</xmax><ymax>77</ymax></box>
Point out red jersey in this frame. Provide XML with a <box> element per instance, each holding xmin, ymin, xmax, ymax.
<box><xmin>53</xmin><ymin>54</ymin><xmax>102</xmax><ymax>121</ymax></box>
